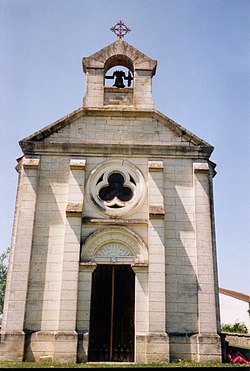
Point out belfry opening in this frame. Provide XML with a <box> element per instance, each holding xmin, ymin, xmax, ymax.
<box><xmin>104</xmin><ymin>54</ymin><xmax>134</xmax><ymax>88</ymax></box>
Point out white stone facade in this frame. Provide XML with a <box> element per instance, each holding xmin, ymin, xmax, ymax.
<box><xmin>0</xmin><ymin>40</ymin><xmax>222</xmax><ymax>363</ymax></box>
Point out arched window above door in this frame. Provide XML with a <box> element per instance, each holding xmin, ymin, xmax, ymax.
<box><xmin>81</xmin><ymin>226</ymin><xmax>148</xmax><ymax>265</ymax></box>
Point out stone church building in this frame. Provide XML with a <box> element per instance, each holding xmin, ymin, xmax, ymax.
<box><xmin>0</xmin><ymin>39</ymin><xmax>222</xmax><ymax>363</ymax></box>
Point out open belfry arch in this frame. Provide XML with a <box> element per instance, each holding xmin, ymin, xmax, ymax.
<box><xmin>0</xmin><ymin>23</ymin><xmax>222</xmax><ymax>363</ymax></box>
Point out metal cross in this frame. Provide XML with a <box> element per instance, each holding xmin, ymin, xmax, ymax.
<box><xmin>110</xmin><ymin>20</ymin><xmax>131</xmax><ymax>39</ymax></box>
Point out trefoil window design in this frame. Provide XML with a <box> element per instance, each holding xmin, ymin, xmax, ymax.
<box><xmin>98</xmin><ymin>172</ymin><xmax>134</xmax><ymax>208</ymax></box>
<box><xmin>86</xmin><ymin>160</ymin><xmax>145</xmax><ymax>217</ymax></box>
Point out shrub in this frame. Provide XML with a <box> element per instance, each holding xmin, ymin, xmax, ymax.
<box><xmin>221</xmin><ymin>322</ymin><xmax>248</xmax><ymax>334</ymax></box>
<box><xmin>0</xmin><ymin>247</ymin><xmax>10</xmax><ymax>314</ymax></box>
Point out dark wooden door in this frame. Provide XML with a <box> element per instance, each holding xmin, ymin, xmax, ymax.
<box><xmin>88</xmin><ymin>265</ymin><xmax>135</xmax><ymax>362</ymax></box>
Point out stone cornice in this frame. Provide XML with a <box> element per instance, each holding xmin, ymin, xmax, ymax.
<box><xmin>19</xmin><ymin>141</ymin><xmax>213</xmax><ymax>158</ymax></box>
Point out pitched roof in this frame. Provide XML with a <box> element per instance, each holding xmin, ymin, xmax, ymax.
<box><xmin>219</xmin><ymin>288</ymin><xmax>250</xmax><ymax>303</ymax></box>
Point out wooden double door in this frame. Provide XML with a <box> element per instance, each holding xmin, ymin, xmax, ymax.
<box><xmin>88</xmin><ymin>264</ymin><xmax>135</xmax><ymax>362</ymax></box>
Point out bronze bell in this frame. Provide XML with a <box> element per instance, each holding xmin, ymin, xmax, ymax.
<box><xmin>113</xmin><ymin>71</ymin><xmax>125</xmax><ymax>88</ymax></box>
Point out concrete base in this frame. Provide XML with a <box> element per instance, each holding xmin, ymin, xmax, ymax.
<box><xmin>136</xmin><ymin>332</ymin><xmax>169</xmax><ymax>363</ymax></box>
<box><xmin>0</xmin><ymin>331</ymin><xmax>25</xmax><ymax>361</ymax></box>
<box><xmin>169</xmin><ymin>333</ymin><xmax>222</xmax><ymax>362</ymax></box>
<box><xmin>0</xmin><ymin>330</ymin><xmax>222</xmax><ymax>364</ymax></box>
<box><xmin>78</xmin><ymin>332</ymin><xmax>169</xmax><ymax>364</ymax></box>
<box><xmin>169</xmin><ymin>333</ymin><xmax>198</xmax><ymax>361</ymax></box>
<box><xmin>197</xmin><ymin>333</ymin><xmax>222</xmax><ymax>362</ymax></box>
<box><xmin>24</xmin><ymin>331</ymin><xmax>78</xmax><ymax>363</ymax></box>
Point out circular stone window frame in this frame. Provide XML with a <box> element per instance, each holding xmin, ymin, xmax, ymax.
<box><xmin>86</xmin><ymin>160</ymin><xmax>146</xmax><ymax>217</ymax></box>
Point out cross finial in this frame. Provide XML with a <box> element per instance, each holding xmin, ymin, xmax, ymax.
<box><xmin>110</xmin><ymin>20</ymin><xmax>131</xmax><ymax>39</ymax></box>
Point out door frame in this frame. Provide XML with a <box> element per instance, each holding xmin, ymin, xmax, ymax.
<box><xmin>88</xmin><ymin>264</ymin><xmax>135</xmax><ymax>362</ymax></box>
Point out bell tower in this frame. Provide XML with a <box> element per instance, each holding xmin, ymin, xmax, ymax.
<box><xmin>82</xmin><ymin>39</ymin><xmax>157</xmax><ymax>109</ymax></box>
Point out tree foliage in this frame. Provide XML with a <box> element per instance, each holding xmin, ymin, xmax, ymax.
<box><xmin>0</xmin><ymin>246</ymin><xmax>10</xmax><ymax>314</ymax></box>
<box><xmin>221</xmin><ymin>321</ymin><xmax>248</xmax><ymax>334</ymax></box>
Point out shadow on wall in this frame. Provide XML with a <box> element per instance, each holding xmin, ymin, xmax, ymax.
<box><xmin>23</xmin><ymin>157</ymin><xmax>70</xmax><ymax>361</ymax></box>
<box><xmin>164</xmin><ymin>160</ymin><xmax>201</xmax><ymax>361</ymax></box>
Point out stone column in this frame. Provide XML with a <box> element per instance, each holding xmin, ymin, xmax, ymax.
<box><xmin>77</xmin><ymin>263</ymin><xmax>97</xmax><ymax>363</ymax></box>
<box><xmin>0</xmin><ymin>157</ymin><xmax>40</xmax><ymax>361</ymax></box>
<box><xmin>53</xmin><ymin>158</ymin><xmax>86</xmax><ymax>362</ymax></box>
<box><xmin>147</xmin><ymin>161</ymin><xmax>169</xmax><ymax>362</ymax></box>
<box><xmin>193</xmin><ymin>162</ymin><xmax>221</xmax><ymax>362</ymax></box>
<box><xmin>132</xmin><ymin>265</ymin><xmax>149</xmax><ymax>363</ymax></box>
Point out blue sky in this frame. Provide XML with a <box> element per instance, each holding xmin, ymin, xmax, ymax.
<box><xmin>0</xmin><ymin>0</ymin><xmax>249</xmax><ymax>294</ymax></box>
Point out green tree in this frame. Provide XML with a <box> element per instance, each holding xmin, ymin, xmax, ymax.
<box><xmin>221</xmin><ymin>321</ymin><xmax>248</xmax><ymax>334</ymax></box>
<box><xmin>0</xmin><ymin>247</ymin><xmax>10</xmax><ymax>314</ymax></box>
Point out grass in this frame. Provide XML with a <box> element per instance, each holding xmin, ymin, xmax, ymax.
<box><xmin>0</xmin><ymin>361</ymin><xmax>249</xmax><ymax>368</ymax></box>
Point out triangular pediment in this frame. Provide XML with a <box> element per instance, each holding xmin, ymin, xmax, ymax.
<box><xmin>19</xmin><ymin>107</ymin><xmax>213</xmax><ymax>158</ymax></box>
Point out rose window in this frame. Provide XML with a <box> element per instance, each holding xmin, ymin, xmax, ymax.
<box><xmin>86</xmin><ymin>160</ymin><xmax>146</xmax><ymax>217</ymax></box>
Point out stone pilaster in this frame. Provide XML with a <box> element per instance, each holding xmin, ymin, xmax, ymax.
<box><xmin>55</xmin><ymin>159</ymin><xmax>86</xmax><ymax>361</ymax></box>
<box><xmin>147</xmin><ymin>160</ymin><xmax>169</xmax><ymax>362</ymax></box>
<box><xmin>77</xmin><ymin>263</ymin><xmax>97</xmax><ymax>362</ymax></box>
<box><xmin>58</xmin><ymin>158</ymin><xmax>85</xmax><ymax>331</ymax></box>
<box><xmin>193</xmin><ymin>162</ymin><xmax>221</xmax><ymax>361</ymax></box>
<box><xmin>132</xmin><ymin>265</ymin><xmax>149</xmax><ymax>363</ymax></box>
<box><xmin>0</xmin><ymin>157</ymin><xmax>40</xmax><ymax>361</ymax></box>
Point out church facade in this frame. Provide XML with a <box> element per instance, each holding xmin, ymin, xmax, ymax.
<box><xmin>0</xmin><ymin>39</ymin><xmax>222</xmax><ymax>363</ymax></box>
